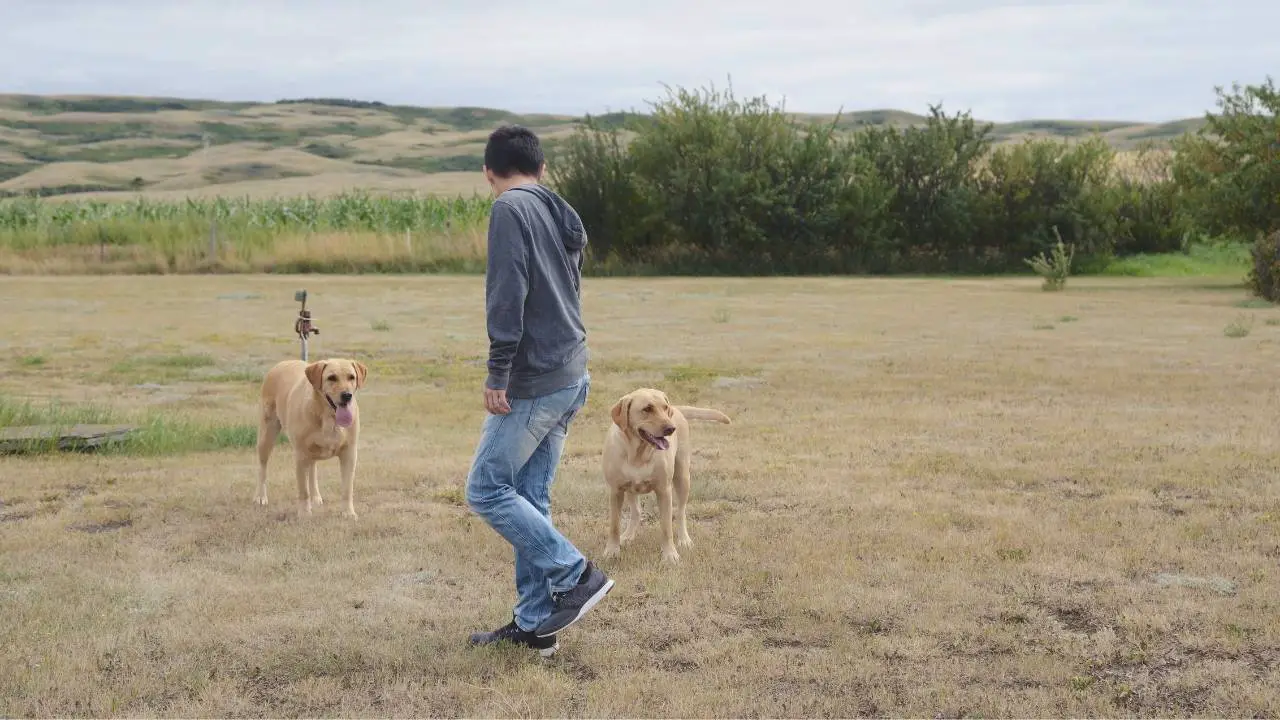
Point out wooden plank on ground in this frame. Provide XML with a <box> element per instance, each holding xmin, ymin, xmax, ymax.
<box><xmin>0</xmin><ymin>424</ymin><xmax>137</xmax><ymax>454</ymax></box>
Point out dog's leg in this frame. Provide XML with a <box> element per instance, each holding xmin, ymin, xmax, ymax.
<box><xmin>309</xmin><ymin>463</ymin><xmax>322</xmax><ymax>506</ymax></box>
<box><xmin>254</xmin><ymin>415</ymin><xmax>281</xmax><ymax>506</ymax></box>
<box><xmin>621</xmin><ymin>492</ymin><xmax>641</xmax><ymax>544</ymax></box>
<box><xmin>674</xmin><ymin>459</ymin><xmax>694</xmax><ymax>549</ymax></box>
<box><xmin>604</xmin><ymin>488</ymin><xmax>625</xmax><ymax>559</ymax></box>
<box><xmin>295</xmin><ymin>454</ymin><xmax>314</xmax><ymax>517</ymax></box>
<box><xmin>655</xmin><ymin>485</ymin><xmax>679</xmax><ymax>563</ymax></box>
<box><xmin>338</xmin><ymin>445</ymin><xmax>358</xmax><ymax>520</ymax></box>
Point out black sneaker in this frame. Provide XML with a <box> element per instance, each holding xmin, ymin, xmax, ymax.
<box><xmin>468</xmin><ymin>618</ymin><xmax>559</xmax><ymax>658</ymax></box>
<box><xmin>533</xmin><ymin>561</ymin><xmax>614</xmax><ymax>638</ymax></box>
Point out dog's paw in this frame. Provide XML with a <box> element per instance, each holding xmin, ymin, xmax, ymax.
<box><xmin>342</xmin><ymin>508</ymin><xmax>358</xmax><ymax>520</ymax></box>
<box><xmin>661</xmin><ymin>548</ymin><xmax>681</xmax><ymax>564</ymax></box>
<box><xmin>677</xmin><ymin>534</ymin><xmax>694</xmax><ymax>549</ymax></box>
<box><xmin>252</xmin><ymin>494</ymin><xmax>268</xmax><ymax>506</ymax></box>
<box><xmin>603</xmin><ymin>543</ymin><xmax>621</xmax><ymax>560</ymax></box>
<box><xmin>312</xmin><ymin>495</ymin><xmax>324</xmax><ymax>506</ymax></box>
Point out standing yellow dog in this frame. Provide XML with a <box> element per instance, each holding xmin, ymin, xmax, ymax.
<box><xmin>254</xmin><ymin>358</ymin><xmax>368</xmax><ymax>519</ymax></box>
<box><xmin>601</xmin><ymin>387</ymin><xmax>731</xmax><ymax>563</ymax></box>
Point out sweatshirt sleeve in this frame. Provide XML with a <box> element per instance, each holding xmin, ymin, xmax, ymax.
<box><xmin>484</xmin><ymin>201</ymin><xmax>529</xmax><ymax>391</ymax></box>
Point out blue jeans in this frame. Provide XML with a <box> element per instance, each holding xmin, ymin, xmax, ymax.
<box><xmin>465</xmin><ymin>373</ymin><xmax>591</xmax><ymax>632</ymax></box>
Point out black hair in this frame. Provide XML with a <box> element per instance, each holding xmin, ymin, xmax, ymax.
<box><xmin>483</xmin><ymin>125</ymin><xmax>545</xmax><ymax>178</ymax></box>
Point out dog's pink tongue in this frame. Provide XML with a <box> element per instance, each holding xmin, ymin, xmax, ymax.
<box><xmin>335</xmin><ymin>406</ymin><xmax>354</xmax><ymax>428</ymax></box>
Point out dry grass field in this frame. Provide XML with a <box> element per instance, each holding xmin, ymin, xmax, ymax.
<box><xmin>2</xmin><ymin>273</ymin><xmax>1278</xmax><ymax>718</ymax></box>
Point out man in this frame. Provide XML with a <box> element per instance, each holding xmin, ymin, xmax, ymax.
<box><xmin>464</xmin><ymin>125</ymin><xmax>614</xmax><ymax>657</ymax></box>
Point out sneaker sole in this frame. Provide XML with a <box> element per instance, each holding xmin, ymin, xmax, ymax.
<box><xmin>539</xmin><ymin>642</ymin><xmax>559</xmax><ymax>658</ymax></box>
<box><xmin>534</xmin><ymin>578</ymin><xmax>615</xmax><ymax>638</ymax></box>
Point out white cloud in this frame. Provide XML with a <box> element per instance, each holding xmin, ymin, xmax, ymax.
<box><xmin>0</xmin><ymin>0</ymin><xmax>1275</xmax><ymax>121</ymax></box>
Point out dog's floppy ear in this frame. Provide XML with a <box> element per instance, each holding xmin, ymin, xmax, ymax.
<box><xmin>610</xmin><ymin>397</ymin><xmax>632</xmax><ymax>432</ymax></box>
<box><xmin>353</xmin><ymin>361</ymin><xmax>368</xmax><ymax>389</ymax></box>
<box><xmin>305</xmin><ymin>361</ymin><xmax>327</xmax><ymax>392</ymax></box>
<box><xmin>659</xmin><ymin>391</ymin><xmax>670</xmax><ymax>406</ymax></box>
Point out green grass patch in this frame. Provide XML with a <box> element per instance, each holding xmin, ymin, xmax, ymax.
<box><xmin>1234</xmin><ymin>298</ymin><xmax>1276</xmax><ymax>309</ymax></box>
<box><xmin>0</xmin><ymin>395</ymin><xmax>283</xmax><ymax>456</ymax></box>
<box><xmin>665</xmin><ymin>364</ymin><xmax>726</xmax><ymax>384</ymax></box>
<box><xmin>17</xmin><ymin>354</ymin><xmax>46</xmax><ymax>367</ymax></box>
<box><xmin>1098</xmin><ymin>242</ymin><xmax>1250</xmax><ymax>278</ymax></box>
<box><xmin>108</xmin><ymin>353</ymin><xmax>216</xmax><ymax>383</ymax></box>
<box><xmin>0</xmin><ymin>396</ymin><xmax>114</xmax><ymax>427</ymax></box>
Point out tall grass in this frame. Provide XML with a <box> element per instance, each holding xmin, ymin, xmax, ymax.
<box><xmin>0</xmin><ymin>191</ymin><xmax>492</xmax><ymax>274</ymax></box>
<box><xmin>1099</xmin><ymin>241</ymin><xmax>1251</xmax><ymax>278</ymax></box>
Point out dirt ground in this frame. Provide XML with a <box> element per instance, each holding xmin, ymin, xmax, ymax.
<box><xmin>1</xmin><ymin>273</ymin><xmax>1277</xmax><ymax>718</ymax></box>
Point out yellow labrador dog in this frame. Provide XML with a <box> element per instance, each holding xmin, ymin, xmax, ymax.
<box><xmin>602</xmin><ymin>387</ymin><xmax>731</xmax><ymax>563</ymax></box>
<box><xmin>253</xmin><ymin>358</ymin><xmax>368</xmax><ymax>519</ymax></box>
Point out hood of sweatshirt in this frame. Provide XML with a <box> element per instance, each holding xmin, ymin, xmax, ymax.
<box><xmin>508</xmin><ymin>184</ymin><xmax>588</xmax><ymax>253</ymax></box>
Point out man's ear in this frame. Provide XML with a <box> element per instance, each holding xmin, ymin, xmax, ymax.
<box><xmin>610</xmin><ymin>397</ymin><xmax>632</xmax><ymax>432</ymax></box>
<box><xmin>305</xmin><ymin>361</ymin><xmax>326</xmax><ymax>392</ymax></box>
<box><xmin>353</xmin><ymin>361</ymin><xmax>368</xmax><ymax>389</ymax></box>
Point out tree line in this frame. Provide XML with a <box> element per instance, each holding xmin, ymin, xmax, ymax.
<box><xmin>549</xmin><ymin>78</ymin><xmax>1280</xmax><ymax>295</ymax></box>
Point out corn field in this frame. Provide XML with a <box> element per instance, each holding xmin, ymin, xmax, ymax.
<box><xmin>0</xmin><ymin>192</ymin><xmax>491</xmax><ymax>247</ymax></box>
<box><xmin>0</xmin><ymin>192</ymin><xmax>494</xmax><ymax>274</ymax></box>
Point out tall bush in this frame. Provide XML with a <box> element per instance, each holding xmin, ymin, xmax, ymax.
<box><xmin>552</xmin><ymin>84</ymin><xmax>895</xmax><ymax>274</ymax></box>
<box><xmin>1171</xmin><ymin>77</ymin><xmax>1280</xmax><ymax>239</ymax></box>
<box><xmin>546</xmin><ymin>119</ymin><xmax>643</xmax><ymax>260</ymax></box>
<box><xmin>1109</xmin><ymin>146</ymin><xmax>1190</xmax><ymax>256</ymax></box>
<box><xmin>850</xmin><ymin>106</ymin><xmax>992</xmax><ymax>271</ymax></box>
<box><xmin>975</xmin><ymin>136</ymin><xmax>1120</xmax><ymax>270</ymax></box>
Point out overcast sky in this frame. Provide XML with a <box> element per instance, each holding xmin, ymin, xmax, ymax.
<box><xmin>1</xmin><ymin>0</ymin><xmax>1275</xmax><ymax>122</ymax></box>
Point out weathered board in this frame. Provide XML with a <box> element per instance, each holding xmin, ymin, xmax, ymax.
<box><xmin>0</xmin><ymin>424</ymin><xmax>137</xmax><ymax>454</ymax></box>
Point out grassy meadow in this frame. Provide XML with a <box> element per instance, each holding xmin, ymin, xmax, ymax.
<box><xmin>2</xmin><ymin>272</ymin><xmax>1279</xmax><ymax>718</ymax></box>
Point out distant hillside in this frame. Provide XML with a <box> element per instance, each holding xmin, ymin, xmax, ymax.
<box><xmin>0</xmin><ymin>94</ymin><xmax>1208</xmax><ymax>200</ymax></box>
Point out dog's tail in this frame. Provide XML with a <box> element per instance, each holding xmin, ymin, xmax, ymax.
<box><xmin>676</xmin><ymin>406</ymin><xmax>731</xmax><ymax>424</ymax></box>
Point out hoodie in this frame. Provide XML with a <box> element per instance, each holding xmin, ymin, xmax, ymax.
<box><xmin>483</xmin><ymin>183</ymin><xmax>589</xmax><ymax>398</ymax></box>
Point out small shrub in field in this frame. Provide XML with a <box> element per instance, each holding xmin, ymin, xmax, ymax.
<box><xmin>1224</xmin><ymin>314</ymin><xmax>1254</xmax><ymax>338</ymax></box>
<box><xmin>1247</xmin><ymin>230</ymin><xmax>1280</xmax><ymax>302</ymax></box>
<box><xmin>1024</xmin><ymin>228</ymin><xmax>1075</xmax><ymax>291</ymax></box>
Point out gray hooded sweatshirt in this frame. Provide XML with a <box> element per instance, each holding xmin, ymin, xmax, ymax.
<box><xmin>483</xmin><ymin>183</ymin><xmax>589</xmax><ymax>398</ymax></box>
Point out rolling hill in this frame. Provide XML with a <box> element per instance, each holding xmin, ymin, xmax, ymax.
<box><xmin>0</xmin><ymin>94</ymin><xmax>1207</xmax><ymax>200</ymax></box>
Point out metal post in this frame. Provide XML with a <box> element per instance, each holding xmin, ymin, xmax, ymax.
<box><xmin>294</xmin><ymin>290</ymin><xmax>319</xmax><ymax>361</ymax></box>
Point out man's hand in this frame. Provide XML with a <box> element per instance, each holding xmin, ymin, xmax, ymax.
<box><xmin>484</xmin><ymin>386</ymin><xmax>511</xmax><ymax>415</ymax></box>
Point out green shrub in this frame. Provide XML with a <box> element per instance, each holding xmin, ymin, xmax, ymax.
<box><xmin>1024</xmin><ymin>228</ymin><xmax>1075</xmax><ymax>291</ymax></box>
<box><xmin>851</xmin><ymin>105</ymin><xmax>991</xmax><ymax>272</ymax></box>
<box><xmin>548</xmin><ymin>118</ymin><xmax>643</xmax><ymax>261</ymax></box>
<box><xmin>1109</xmin><ymin>147</ymin><xmax>1191</xmax><ymax>256</ymax></box>
<box><xmin>1247</xmin><ymin>230</ymin><xmax>1280</xmax><ymax>301</ymax></box>
<box><xmin>553</xmin><ymin>83</ymin><xmax>894</xmax><ymax>274</ymax></box>
<box><xmin>976</xmin><ymin>136</ymin><xmax>1119</xmax><ymax>271</ymax></box>
<box><xmin>1171</xmin><ymin>77</ymin><xmax>1280</xmax><ymax>240</ymax></box>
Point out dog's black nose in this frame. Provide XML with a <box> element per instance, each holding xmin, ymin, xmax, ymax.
<box><xmin>340</xmin><ymin>391</ymin><xmax>353</xmax><ymax>403</ymax></box>
<box><xmin>662</xmin><ymin>425</ymin><xmax>676</xmax><ymax>436</ymax></box>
